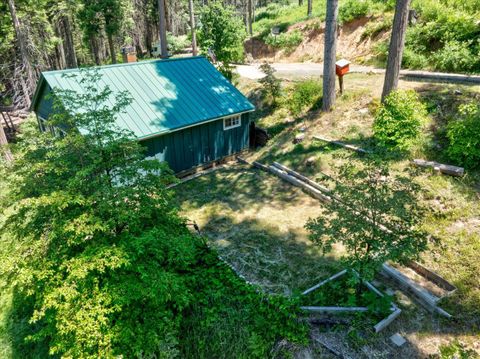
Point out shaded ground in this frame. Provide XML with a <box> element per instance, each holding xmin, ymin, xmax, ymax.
<box><xmin>175</xmin><ymin>73</ymin><xmax>480</xmax><ymax>357</ymax></box>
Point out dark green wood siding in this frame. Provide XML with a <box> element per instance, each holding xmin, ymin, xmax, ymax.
<box><xmin>36</xmin><ymin>85</ymin><xmax>54</xmax><ymax>119</ymax></box>
<box><xmin>141</xmin><ymin>113</ymin><xmax>250</xmax><ymax>173</ymax></box>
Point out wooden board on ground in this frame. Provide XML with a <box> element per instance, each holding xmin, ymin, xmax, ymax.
<box><xmin>313</xmin><ymin>135</ymin><xmax>371</xmax><ymax>155</ymax></box>
<box><xmin>412</xmin><ymin>159</ymin><xmax>464</xmax><ymax>177</ymax></box>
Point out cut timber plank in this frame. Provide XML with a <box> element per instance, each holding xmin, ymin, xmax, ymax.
<box><xmin>313</xmin><ymin>135</ymin><xmax>371</xmax><ymax>154</ymax></box>
<box><xmin>272</xmin><ymin>162</ymin><xmax>332</xmax><ymax>194</ymax></box>
<box><xmin>268</xmin><ymin>165</ymin><xmax>332</xmax><ymax>202</ymax></box>
<box><xmin>374</xmin><ymin>307</ymin><xmax>402</xmax><ymax>333</ymax></box>
<box><xmin>407</xmin><ymin>261</ymin><xmax>457</xmax><ymax>294</ymax></box>
<box><xmin>381</xmin><ymin>263</ymin><xmax>452</xmax><ymax>318</ymax></box>
<box><xmin>412</xmin><ymin>159</ymin><xmax>464</xmax><ymax>177</ymax></box>
<box><xmin>302</xmin><ymin>269</ymin><xmax>348</xmax><ymax>295</ymax></box>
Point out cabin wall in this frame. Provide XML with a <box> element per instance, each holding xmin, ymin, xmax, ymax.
<box><xmin>142</xmin><ymin>113</ymin><xmax>250</xmax><ymax>173</ymax></box>
<box><xmin>36</xmin><ymin>85</ymin><xmax>54</xmax><ymax>119</ymax></box>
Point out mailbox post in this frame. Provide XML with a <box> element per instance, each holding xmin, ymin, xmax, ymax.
<box><xmin>335</xmin><ymin>59</ymin><xmax>350</xmax><ymax>95</ymax></box>
<box><xmin>271</xmin><ymin>26</ymin><xmax>280</xmax><ymax>62</ymax></box>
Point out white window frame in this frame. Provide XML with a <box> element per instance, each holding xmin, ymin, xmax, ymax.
<box><xmin>223</xmin><ymin>115</ymin><xmax>241</xmax><ymax>130</ymax></box>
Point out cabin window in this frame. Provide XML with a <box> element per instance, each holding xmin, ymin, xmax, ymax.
<box><xmin>38</xmin><ymin>116</ymin><xmax>66</xmax><ymax>137</ymax></box>
<box><xmin>223</xmin><ymin>115</ymin><xmax>241</xmax><ymax>130</ymax></box>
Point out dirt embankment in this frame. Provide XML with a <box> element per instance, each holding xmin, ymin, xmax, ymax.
<box><xmin>245</xmin><ymin>16</ymin><xmax>390</xmax><ymax>63</ymax></box>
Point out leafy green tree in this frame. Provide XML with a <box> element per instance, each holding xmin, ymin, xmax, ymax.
<box><xmin>306</xmin><ymin>157</ymin><xmax>428</xmax><ymax>281</ymax></box>
<box><xmin>259</xmin><ymin>62</ymin><xmax>281</xmax><ymax>107</ymax></box>
<box><xmin>0</xmin><ymin>69</ymin><xmax>182</xmax><ymax>356</ymax></box>
<box><xmin>78</xmin><ymin>0</ymin><xmax>124</xmax><ymax>64</ymax></box>
<box><xmin>197</xmin><ymin>1</ymin><xmax>246</xmax><ymax>79</ymax></box>
<box><xmin>0</xmin><ymin>69</ymin><xmax>307</xmax><ymax>357</ymax></box>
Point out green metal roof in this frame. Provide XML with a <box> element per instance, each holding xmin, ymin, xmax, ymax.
<box><xmin>32</xmin><ymin>56</ymin><xmax>254</xmax><ymax>139</ymax></box>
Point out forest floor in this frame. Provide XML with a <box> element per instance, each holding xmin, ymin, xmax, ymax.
<box><xmin>174</xmin><ymin>73</ymin><xmax>480</xmax><ymax>358</ymax></box>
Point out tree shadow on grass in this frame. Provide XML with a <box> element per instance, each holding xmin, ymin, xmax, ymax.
<box><xmin>173</xmin><ymin>164</ymin><xmax>323</xmax><ymax>213</ymax></box>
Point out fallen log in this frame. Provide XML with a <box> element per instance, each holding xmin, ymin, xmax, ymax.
<box><xmin>267</xmin><ymin>165</ymin><xmax>331</xmax><ymax>202</ymax></box>
<box><xmin>272</xmin><ymin>162</ymin><xmax>331</xmax><ymax>194</ymax></box>
<box><xmin>412</xmin><ymin>159</ymin><xmax>464</xmax><ymax>177</ymax></box>
<box><xmin>313</xmin><ymin>135</ymin><xmax>371</xmax><ymax>154</ymax></box>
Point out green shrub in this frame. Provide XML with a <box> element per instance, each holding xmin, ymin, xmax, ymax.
<box><xmin>446</xmin><ymin>102</ymin><xmax>480</xmax><ymax>168</ymax></box>
<box><xmin>402</xmin><ymin>47</ymin><xmax>429</xmax><ymax>69</ymax></box>
<box><xmin>167</xmin><ymin>33</ymin><xmax>190</xmax><ymax>54</ymax></box>
<box><xmin>432</xmin><ymin>40</ymin><xmax>477</xmax><ymax>72</ymax></box>
<box><xmin>288</xmin><ymin>79</ymin><xmax>322</xmax><ymax>115</ymax></box>
<box><xmin>259</xmin><ymin>62</ymin><xmax>282</xmax><ymax>106</ymax></box>
<box><xmin>373</xmin><ymin>90</ymin><xmax>428</xmax><ymax>151</ymax></box>
<box><xmin>265</xmin><ymin>30</ymin><xmax>303</xmax><ymax>52</ymax></box>
<box><xmin>339</xmin><ymin>0</ymin><xmax>371</xmax><ymax>24</ymax></box>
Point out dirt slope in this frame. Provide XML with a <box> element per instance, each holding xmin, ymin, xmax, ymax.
<box><xmin>245</xmin><ymin>16</ymin><xmax>390</xmax><ymax>63</ymax></box>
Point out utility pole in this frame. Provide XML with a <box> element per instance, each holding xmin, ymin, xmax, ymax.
<box><xmin>157</xmin><ymin>0</ymin><xmax>169</xmax><ymax>58</ymax></box>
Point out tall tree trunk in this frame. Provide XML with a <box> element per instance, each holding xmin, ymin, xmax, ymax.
<box><xmin>107</xmin><ymin>32</ymin><xmax>117</xmax><ymax>64</ymax></box>
<box><xmin>322</xmin><ymin>0</ymin><xmax>339</xmax><ymax>112</ymax></box>
<box><xmin>381</xmin><ymin>0</ymin><xmax>411</xmax><ymax>101</ymax></box>
<box><xmin>157</xmin><ymin>0</ymin><xmax>169</xmax><ymax>58</ymax></box>
<box><xmin>299</xmin><ymin>0</ymin><xmax>303</xmax><ymax>5</ymax></box>
<box><xmin>247</xmin><ymin>0</ymin><xmax>253</xmax><ymax>35</ymax></box>
<box><xmin>307</xmin><ymin>0</ymin><xmax>313</xmax><ymax>17</ymax></box>
<box><xmin>145</xmin><ymin>23</ymin><xmax>153</xmax><ymax>56</ymax></box>
<box><xmin>7</xmin><ymin>0</ymin><xmax>34</xmax><ymax>109</ymax></box>
<box><xmin>59</xmin><ymin>15</ymin><xmax>78</xmax><ymax>68</ymax></box>
<box><xmin>188</xmin><ymin>0</ymin><xmax>198</xmax><ymax>56</ymax></box>
<box><xmin>90</xmin><ymin>35</ymin><xmax>101</xmax><ymax>65</ymax></box>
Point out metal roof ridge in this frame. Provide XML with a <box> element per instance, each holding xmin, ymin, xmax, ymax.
<box><xmin>41</xmin><ymin>56</ymin><xmax>207</xmax><ymax>75</ymax></box>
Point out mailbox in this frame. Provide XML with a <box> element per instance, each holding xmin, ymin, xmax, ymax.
<box><xmin>335</xmin><ymin>59</ymin><xmax>350</xmax><ymax>76</ymax></box>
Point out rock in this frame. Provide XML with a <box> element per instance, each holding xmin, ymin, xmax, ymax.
<box><xmin>284</xmin><ymin>117</ymin><xmax>295</xmax><ymax>124</ymax></box>
<box><xmin>294</xmin><ymin>133</ymin><xmax>305</xmax><ymax>144</ymax></box>
<box><xmin>306</xmin><ymin>156</ymin><xmax>316</xmax><ymax>167</ymax></box>
<box><xmin>299</xmin><ymin>126</ymin><xmax>306</xmax><ymax>132</ymax></box>
<box><xmin>390</xmin><ymin>333</ymin><xmax>406</xmax><ymax>347</ymax></box>
<box><xmin>359</xmin><ymin>108</ymin><xmax>369</xmax><ymax>115</ymax></box>
<box><xmin>454</xmin><ymin>89</ymin><xmax>462</xmax><ymax>95</ymax></box>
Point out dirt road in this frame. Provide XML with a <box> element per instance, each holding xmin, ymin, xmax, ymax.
<box><xmin>235</xmin><ymin>62</ymin><xmax>480</xmax><ymax>84</ymax></box>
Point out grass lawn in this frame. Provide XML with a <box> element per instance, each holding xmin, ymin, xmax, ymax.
<box><xmin>174</xmin><ymin>73</ymin><xmax>480</xmax><ymax>357</ymax></box>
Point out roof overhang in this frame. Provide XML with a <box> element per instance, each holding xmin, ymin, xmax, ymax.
<box><xmin>137</xmin><ymin>109</ymin><xmax>255</xmax><ymax>142</ymax></box>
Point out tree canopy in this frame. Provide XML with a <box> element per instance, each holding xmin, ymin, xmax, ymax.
<box><xmin>0</xmin><ymin>70</ymin><xmax>306</xmax><ymax>357</ymax></box>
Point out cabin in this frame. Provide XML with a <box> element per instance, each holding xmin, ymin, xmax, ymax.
<box><xmin>30</xmin><ymin>56</ymin><xmax>255</xmax><ymax>174</ymax></box>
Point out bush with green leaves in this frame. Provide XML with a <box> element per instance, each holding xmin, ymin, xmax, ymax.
<box><xmin>167</xmin><ymin>32</ymin><xmax>190</xmax><ymax>54</ymax></box>
<box><xmin>306</xmin><ymin>156</ymin><xmax>428</xmax><ymax>281</ymax></box>
<box><xmin>197</xmin><ymin>1</ymin><xmax>246</xmax><ymax>79</ymax></box>
<box><xmin>259</xmin><ymin>62</ymin><xmax>282</xmax><ymax>106</ymax></box>
<box><xmin>373</xmin><ymin>90</ymin><xmax>428</xmax><ymax>151</ymax></box>
<box><xmin>0</xmin><ymin>69</ymin><xmax>307</xmax><ymax>357</ymax></box>
<box><xmin>288</xmin><ymin>79</ymin><xmax>322</xmax><ymax>116</ymax></box>
<box><xmin>446</xmin><ymin>102</ymin><xmax>480</xmax><ymax>168</ymax></box>
<box><xmin>432</xmin><ymin>40</ymin><xmax>478</xmax><ymax>73</ymax></box>
<box><xmin>339</xmin><ymin>0</ymin><xmax>371</xmax><ymax>24</ymax></box>
<box><xmin>265</xmin><ymin>30</ymin><xmax>303</xmax><ymax>53</ymax></box>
